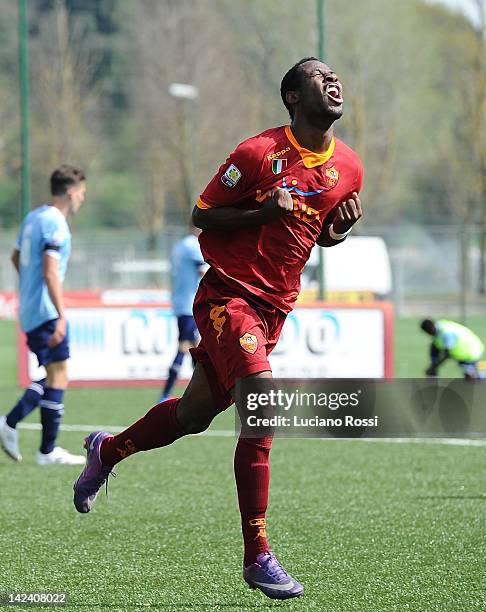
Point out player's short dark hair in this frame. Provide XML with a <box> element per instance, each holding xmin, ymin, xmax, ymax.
<box><xmin>281</xmin><ymin>57</ymin><xmax>319</xmax><ymax>119</ymax></box>
<box><xmin>420</xmin><ymin>319</ymin><xmax>436</xmax><ymax>334</ymax></box>
<box><xmin>50</xmin><ymin>165</ymin><xmax>86</xmax><ymax>196</ymax></box>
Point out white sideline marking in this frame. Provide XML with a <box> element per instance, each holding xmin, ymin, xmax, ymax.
<box><xmin>19</xmin><ymin>423</ymin><xmax>125</xmax><ymax>433</ymax></box>
<box><xmin>16</xmin><ymin>423</ymin><xmax>486</xmax><ymax>446</ymax></box>
<box><xmin>17</xmin><ymin>423</ymin><xmax>234</xmax><ymax>436</ymax></box>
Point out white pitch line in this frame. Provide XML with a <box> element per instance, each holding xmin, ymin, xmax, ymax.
<box><xmin>17</xmin><ymin>423</ymin><xmax>235</xmax><ymax>436</ymax></box>
<box><xmin>19</xmin><ymin>423</ymin><xmax>126</xmax><ymax>433</ymax></box>
<box><xmin>16</xmin><ymin>423</ymin><xmax>486</xmax><ymax>446</ymax></box>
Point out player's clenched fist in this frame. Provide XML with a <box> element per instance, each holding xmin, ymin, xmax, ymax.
<box><xmin>262</xmin><ymin>187</ymin><xmax>294</xmax><ymax>220</ymax></box>
<box><xmin>331</xmin><ymin>192</ymin><xmax>362</xmax><ymax>234</ymax></box>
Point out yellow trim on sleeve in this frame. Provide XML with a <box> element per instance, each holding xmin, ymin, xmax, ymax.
<box><xmin>284</xmin><ymin>125</ymin><xmax>335</xmax><ymax>168</ymax></box>
<box><xmin>196</xmin><ymin>197</ymin><xmax>213</xmax><ymax>209</ymax></box>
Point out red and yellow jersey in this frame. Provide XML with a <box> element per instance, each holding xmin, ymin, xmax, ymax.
<box><xmin>197</xmin><ymin>125</ymin><xmax>363</xmax><ymax>313</ymax></box>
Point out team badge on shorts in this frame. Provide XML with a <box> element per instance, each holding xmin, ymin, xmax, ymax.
<box><xmin>239</xmin><ymin>332</ymin><xmax>258</xmax><ymax>354</ymax></box>
<box><xmin>324</xmin><ymin>165</ymin><xmax>339</xmax><ymax>188</ymax></box>
<box><xmin>221</xmin><ymin>164</ymin><xmax>242</xmax><ymax>188</ymax></box>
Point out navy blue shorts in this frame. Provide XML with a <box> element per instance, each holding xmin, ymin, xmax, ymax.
<box><xmin>177</xmin><ymin>315</ymin><xmax>198</xmax><ymax>343</ymax></box>
<box><xmin>26</xmin><ymin>318</ymin><xmax>70</xmax><ymax>367</ymax></box>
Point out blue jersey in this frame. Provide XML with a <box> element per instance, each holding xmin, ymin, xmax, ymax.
<box><xmin>171</xmin><ymin>235</ymin><xmax>204</xmax><ymax>316</ymax></box>
<box><xmin>16</xmin><ymin>204</ymin><xmax>71</xmax><ymax>332</ymax></box>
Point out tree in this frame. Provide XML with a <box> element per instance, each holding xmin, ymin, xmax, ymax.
<box><xmin>0</xmin><ymin>3</ymin><xmax>22</xmax><ymax>228</ymax></box>
<box><xmin>0</xmin><ymin>0</ymin><xmax>483</xmax><ymax>241</ymax></box>
<box><xmin>471</xmin><ymin>0</ymin><xmax>486</xmax><ymax>292</ymax></box>
<box><xmin>28</xmin><ymin>0</ymin><xmax>110</xmax><ymax>205</ymax></box>
<box><xmin>122</xmin><ymin>0</ymin><xmax>306</xmax><ymax>247</ymax></box>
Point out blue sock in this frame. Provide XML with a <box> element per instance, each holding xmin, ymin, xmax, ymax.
<box><xmin>39</xmin><ymin>388</ymin><xmax>65</xmax><ymax>454</ymax></box>
<box><xmin>162</xmin><ymin>351</ymin><xmax>185</xmax><ymax>398</ymax></box>
<box><xmin>6</xmin><ymin>378</ymin><xmax>46</xmax><ymax>428</ymax></box>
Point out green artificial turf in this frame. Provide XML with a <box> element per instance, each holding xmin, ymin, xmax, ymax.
<box><xmin>1</xmin><ymin>319</ymin><xmax>485</xmax><ymax>610</ymax></box>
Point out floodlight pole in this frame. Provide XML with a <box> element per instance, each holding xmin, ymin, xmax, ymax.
<box><xmin>18</xmin><ymin>0</ymin><xmax>31</xmax><ymax>220</ymax></box>
<box><xmin>168</xmin><ymin>83</ymin><xmax>199</xmax><ymax>216</ymax></box>
<box><xmin>318</xmin><ymin>0</ymin><xmax>325</xmax><ymax>59</ymax></box>
<box><xmin>317</xmin><ymin>0</ymin><xmax>326</xmax><ymax>300</ymax></box>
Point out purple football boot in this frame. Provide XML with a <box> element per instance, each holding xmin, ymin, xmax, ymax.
<box><xmin>73</xmin><ymin>431</ymin><xmax>115</xmax><ymax>513</ymax></box>
<box><xmin>243</xmin><ymin>551</ymin><xmax>304</xmax><ymax>600</ymax></box>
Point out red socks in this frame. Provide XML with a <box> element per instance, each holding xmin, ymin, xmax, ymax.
<box><xmin>100</xmin><ymin>400</ymin><xmax>273</xmax><ymax>568</ymax></box>
<box><xmin>100</xmin><ymin>399</ymin><xmax>184</xmax><ymax>466</ymax></box>
<box><xmin>234</xmin><ymin>435</ymin><xmax>273</xmax><ymax>566</ymax></box>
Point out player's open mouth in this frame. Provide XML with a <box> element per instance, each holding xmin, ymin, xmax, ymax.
<box><xmin>325</xmin><ymin>84</ymin><xmax>343</xmax><ymax>105</ymax></box>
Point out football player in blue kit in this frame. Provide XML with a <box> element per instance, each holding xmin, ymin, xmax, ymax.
<box><xmin>160</xmin><ymin>225</ymin><xmax>206</xmax><ymax>401</ymax></box>
<box><xmin>0</xmin><ymin>165</ymin><xmax>87</xmax><ymax>465</ymax></box>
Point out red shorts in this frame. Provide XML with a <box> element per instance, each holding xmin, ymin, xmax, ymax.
<box><xmin>190</xmin><ymin>269</ymin><xmax>287</xmax><ymax>412</ymax></box>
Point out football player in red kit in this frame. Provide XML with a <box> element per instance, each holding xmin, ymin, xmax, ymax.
<box><xmin>74</xmin><ymin>57</ymin><xmax>363</xmax><ymax>601</ymax></box>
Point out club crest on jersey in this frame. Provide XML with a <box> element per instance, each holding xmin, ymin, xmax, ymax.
<box><xmin>271</xmin><ymin>158</ymin><xmax>287</xmax><ymax>175</ymax></box>
<box><xmin>239</xmin><ymin>332</ymin><xmax>258</xmax><ymax>354</ymax></box>
<box><xmin>221</xmin><ymin>164</ymin><xmax>242</xmax><ymax>188</ymax></box>
<box><xmin>324</xmin><ymin>165</ymin><xmax>339</xmax><ymax>188</ymax></box>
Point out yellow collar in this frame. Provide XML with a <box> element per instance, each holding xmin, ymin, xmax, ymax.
<box><xmin>284</xmin><ymin>125</ymin><xmax>335</xmax><ymax>168</ymax></box>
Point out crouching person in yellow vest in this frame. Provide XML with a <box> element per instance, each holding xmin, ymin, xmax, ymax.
<box><xmin>420</xmin><ymin>319</ymin><xmax>484</xmax><ymax>380</ymax></box>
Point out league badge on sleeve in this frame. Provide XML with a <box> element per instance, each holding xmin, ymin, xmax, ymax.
<box><xmin>221</xmin><ymin>164</ymin><xmax>242</xmax><ymax>188</ymax></box>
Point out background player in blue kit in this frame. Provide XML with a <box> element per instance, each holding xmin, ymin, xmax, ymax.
<box><xmin>0</xmin><ymin>165</ymin><xmax>87</xmax><ymax>465</ymax></box>
<box><xmin>159</xmin><ymin>225</ymin><xmax>206</xmax><ymax>401</ymax></box>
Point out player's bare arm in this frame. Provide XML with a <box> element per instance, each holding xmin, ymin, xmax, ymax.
<box><xmin>316</xmin><ymin>191</ymin><xmax>362</xmax><ymax>247</ymax></box>
<box><xmin>192</xmin><ymin>188</ymin><xmax>293</xmax><ymax>231</ymax></box>
<box><xmin>43</xmin><ymin>252</ymin><xmax>67</xmax><ymax>347</ymax></box>
<box><xmin>10</xmin><ymin>248</ymin><xmax>20</xmax><ymax>274</ymax></box>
